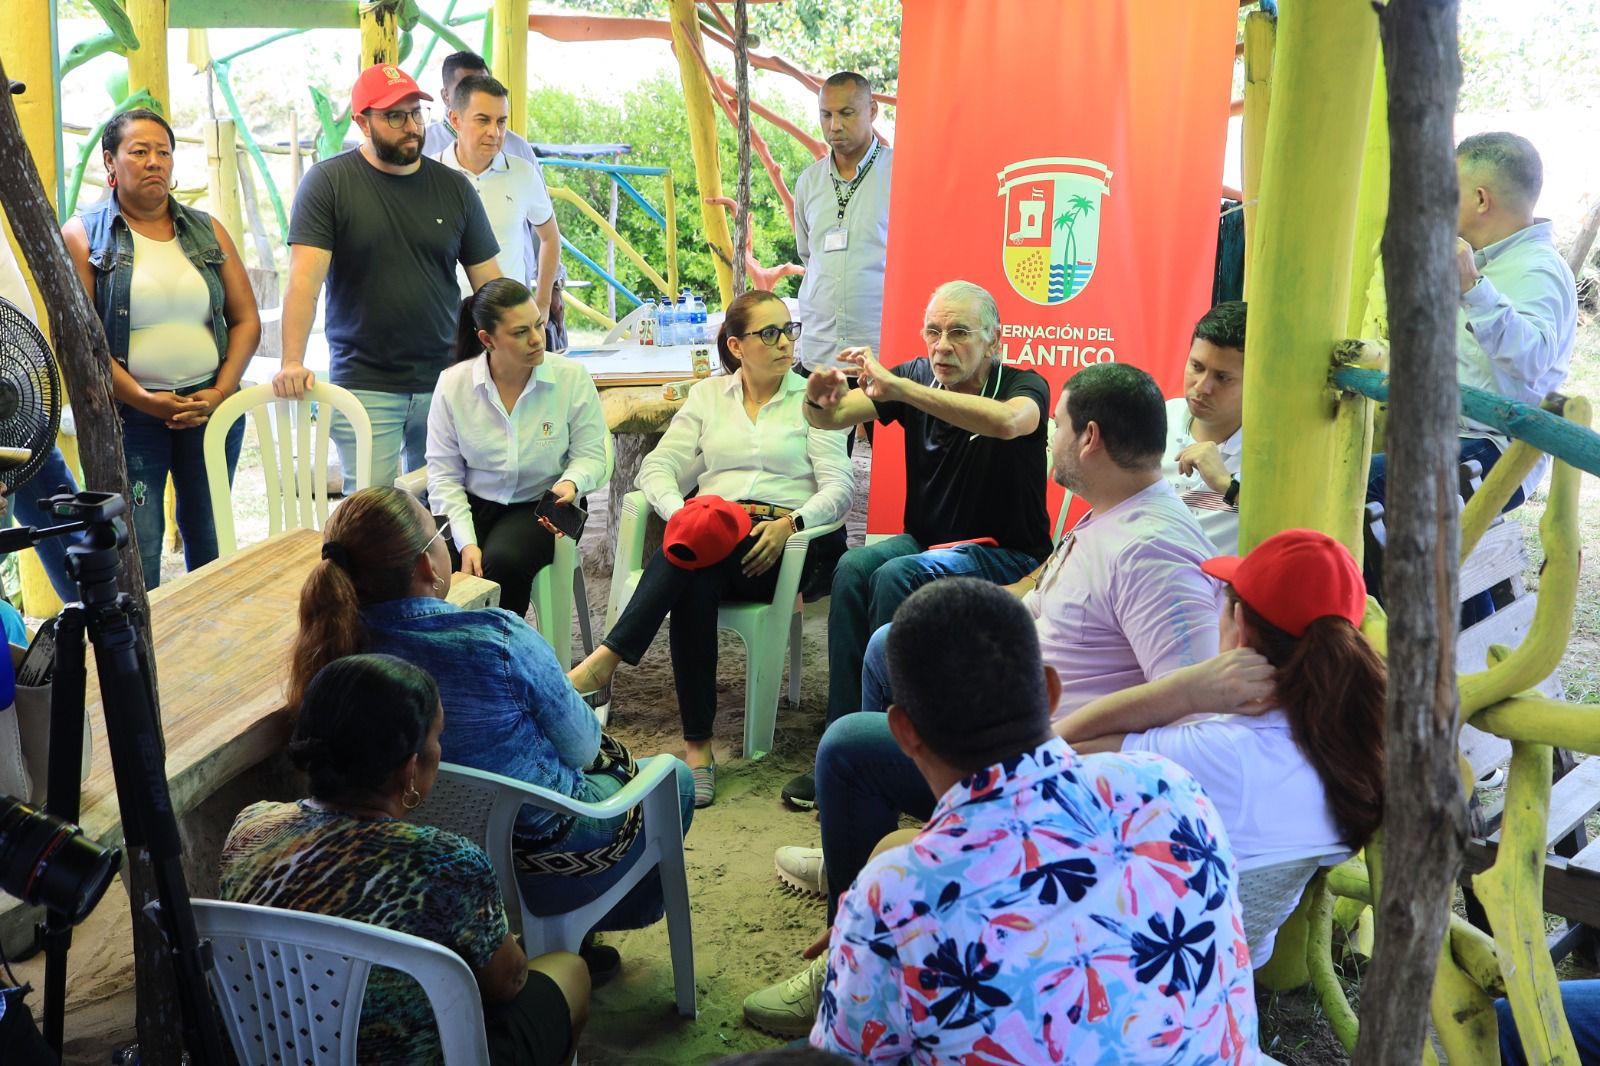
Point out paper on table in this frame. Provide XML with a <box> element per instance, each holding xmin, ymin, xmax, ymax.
<box><xmin>566</xmin><ymin>343</ymin><xmax>710</xmax><ymax>383</ymax></box>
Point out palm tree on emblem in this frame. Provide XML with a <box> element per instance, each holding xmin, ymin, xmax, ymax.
<box><xmin>1052</xmin><ymin>194</ymin><xmax>1097</xmax><ymax>295</ymax></box>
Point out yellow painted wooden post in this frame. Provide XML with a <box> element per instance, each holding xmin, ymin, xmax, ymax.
<box><xmin>4</xmin><ymin>0</ymin><xmax>61</xmax><ymax>316</ymax></box>
<box><xmin>1240</xmin><ymin>11</ymin><xmax>1274</xmax><ymax>298</ymax></box>
<box><xmin>126</xmin><ymin>0</ymin><xmax>170</xmax><ymax>115</ymax></box>
<box><xmin>491</xmin><ymin>0</ymin><xmax>529</xmax><ymax>138</ymax></box>
<box><xmin>205</xmin><ymin>119</ymin><xmax>244</xmax><ymax>249</ymax></box>
<box><xmin>359</xmin><ymin>2</ymin><xmax>401</xmax><ymax>68</ymax></box>
<box><xmin>663</xmin><ymin>170</ymin><xmax>679</xmax><ymax>295</ymax></box>
<box><xmin>667</xmin><ymin>0</ymin><xmax>733</xmax><ymax>305</ymax></box>
<box><xmin>1235</xmin><ymin>0</ymin><xmax>1378</xmax><ymax>554</ymax></box>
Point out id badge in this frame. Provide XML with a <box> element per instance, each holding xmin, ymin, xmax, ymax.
<box><xmin>822</xmin><ymin>227</ymin><xmax>849</xmax><ymax>252</ymax></box>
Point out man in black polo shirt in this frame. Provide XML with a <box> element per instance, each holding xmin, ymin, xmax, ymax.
<box><xmin>784</xmin><ymin>279</ymin><xmax>1052</xmax><ymax>807</ymax></box>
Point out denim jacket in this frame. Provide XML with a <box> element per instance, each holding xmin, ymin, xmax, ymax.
<box><xmin>361</xmin><ymin>597</ymin><xmax>601</xmax><ymax>837</ymax></box>
<box><xmin>78</xmin><ymin>193</ymin><xmax>229</xmax><ymax>372</ymax></box>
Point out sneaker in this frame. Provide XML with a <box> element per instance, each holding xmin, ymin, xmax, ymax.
<box><xmin>580</xmin><ymin>934</ymin><xmax>622</xmax><ymax>988</ymax></box>
<box><xmin>743</xmin><ymin>955</ymin><xmax>828</xmax><ymax>1038</ymax></box>
<box><xmin>781</xmin><ymin>771</ymin><xmax>817</xmax><ymax>811</ymax></box>
<box><xmin>774</xmin><ymin>846</ymin><xmax>827</xmax><ymax>897</ymax></box>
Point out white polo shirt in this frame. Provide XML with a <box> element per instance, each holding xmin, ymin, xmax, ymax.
<box><xmin>425</xmin><ymin>352</ymin><xmax>610</xmax><ymax>550</ymax></box>
<box><xmin>1161</xmin><ymin>396</ymin><xmax>1243</xmax><ymax>555</ymax></box>
<box><xmin>434</xmin><ymin>144</ymin><xmax>557</xmax><ymax>295</ymax></box>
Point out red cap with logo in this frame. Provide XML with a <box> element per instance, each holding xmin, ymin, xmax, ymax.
<box><xmin>663</xmin><ymin>496</ymin><xmax>752</xmax><ymax>570</ymax></box>
<box><xmin>1201</xmin><ymin>528</ymin><xmax>1366</xmax><ymax>638</ymax></box>
<box><xmin>351</xmin><ymin>64</ymin><xmax>432</xmax><ymax>115</ymax></box>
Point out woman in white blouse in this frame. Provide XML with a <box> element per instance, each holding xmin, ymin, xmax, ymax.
<box><xmin>427</xmin><ymin>278</ymin><xmax>609</xmax><ymax>619</ymax></box>
<box><xmin>568</xmin><ymin>290</ymin><xmax>854</xmax><ymax>806</ymax></box>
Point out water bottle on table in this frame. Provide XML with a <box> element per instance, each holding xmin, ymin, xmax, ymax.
<box><xmin>689</xmin><ymin>293</ymin><xmax>708</xmax><ymax>345</ymax></box>
<box><xmin>639</xmin><ymin>299</ymin><xmax>657</xmax><ymax>345</ymax></box>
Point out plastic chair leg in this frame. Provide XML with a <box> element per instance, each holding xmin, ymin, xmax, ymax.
<box><xmin>787</xmin><ymin>608</ymin><xmax>803</xmax><ymax>706</ymax></box>
<box><xmin>643</xmin><ymin>777</ymin><xmax>697</xmax><ymax>1018</ymax></box>
<box><xmin>573</xmin><ymin>566</ymin><xmax>595</xmax><ymax>657</ymax></box>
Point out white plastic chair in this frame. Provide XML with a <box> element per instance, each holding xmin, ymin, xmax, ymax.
<box><xmin>410</xmin><ymin>756</ymin><xmax>696</xmax><ymax>1018</ymax></box>
<box><xmin>205</xmin><ymin>382</ymin><xmax>373</xmax><ymax>557</ymax></box>
<box><xmin>1237</xmin><ymin>847</ymin><xmax>1350</xmax><ymax>965</ymax></box>
<box><xmin>607</xmin><ymin>490</ymin><xmax>843</xmax><ymax>758</ymax></box>
<box><xmin>193</xmin><ymin>898</ymin><xmax>492</xmax><ymax>1065</ymax></box>
<box><xmin>602</xmin><ymin>302</ymin><xmax>653</xmax><ymax>344</ymax></box>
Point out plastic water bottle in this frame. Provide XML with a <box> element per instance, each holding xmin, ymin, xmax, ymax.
<box><xmin>675</xmin><ymin>288</ymin><xmax>694</xmax><ymax>347</ymax></box>
<box><xmin>689</xmin><ymin>292</ymin><xmax>709</xmax><ymax>345</ymax></box>
<box><xmin>639</xmin><ymin>299</ymin><xmax>657</xmax><ymax>345</ymax></box>
<box><xmin>659</xmin><ymin>295</ymin><xmax>679</xmax><ymax>347</ymax></box>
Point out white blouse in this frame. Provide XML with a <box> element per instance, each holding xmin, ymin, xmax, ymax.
<box><xmin>637</xmin><ymin>370</ymin><xmax>853</xmax><ymax>531</ymax></box>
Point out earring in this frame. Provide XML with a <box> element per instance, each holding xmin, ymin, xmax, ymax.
<box><xmin>107</xmin><ymin>173</ymin><xmax>117</xmax><ymax>188</ymax></box>
<box><xmin>402</xmin><ymin>782</ymin><xmax>422</xmax><ymax>810</ymax></box>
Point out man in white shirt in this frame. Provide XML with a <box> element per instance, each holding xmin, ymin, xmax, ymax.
<box><xmin>1163</xmin><ymin>300</ymin><xmax>1246</xmax><ymax>554</ymax></box>
<box><xmin>792</xmin><ymin>72</ymin><xmax>892</xmax><ymax>375</ymax></box>
<box><xmin>1368</xmin><ymin>131</ymin><xmax>1575</xmax><ymax>512</ymax></box>
<box><xmin>433</xmin><ymin>75</ymin><xmax>562</xmax><ymax>332</ymax></box>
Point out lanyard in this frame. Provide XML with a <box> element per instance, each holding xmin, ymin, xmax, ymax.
<box><xmin>830</xmin><ymin>139</ymin><xmax>880</xmax><ymax>224</ymax></box>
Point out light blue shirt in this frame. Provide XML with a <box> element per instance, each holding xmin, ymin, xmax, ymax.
<box><xmin>793</xmin><ymin>142</ymin><xmax>893</xmax><ymax>370</ymax></box>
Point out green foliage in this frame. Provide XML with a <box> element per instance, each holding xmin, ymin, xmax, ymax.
<box><xmin>1458</xmin><ymin>1</ymin><xmax>1600</xmax><ymax>111</ymax></box>
<box><xmin>552</xmin><ymin>0</ymin><xmax>901</xmax><ymax>95</ymax></box>
<box><xmin>527</xmin><ymin>73</ymin><xmax>818</xmax><ymax>309</ymax></box>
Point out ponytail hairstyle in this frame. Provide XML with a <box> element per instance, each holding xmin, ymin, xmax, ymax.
<box><xmin>288</xmin><ymin>654</ymin><xmax>440</xmax><ymax>801</ymax></box>
<box><xmin>1232</xmin><ymin>588</ymin><xmax>1387</xmax><ymax>848</ymax></box>
<box><xmin>714</xmin><ymin>288</ymin><xmax>785</xmax><ymax>375</ymax></box>
<box><xmin>454</xmin><ymin>277</ymin><xmax>537</xmax><ymax>363</ymax></box>
<box><xmin>287</xmin><ymin>486</ymin><xmax>437</xmax><ymax>709</ymax></box>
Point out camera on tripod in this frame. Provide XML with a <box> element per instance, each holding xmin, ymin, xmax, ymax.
<box><xmin>0</xmin><ymin>794</ymin><xmax>119</xmax><ymax>926</ymax></box>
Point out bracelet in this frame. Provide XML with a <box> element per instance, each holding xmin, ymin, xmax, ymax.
<box><xmin>784</xmin><ymin>514</ymin><xmax>799</xmax><ymax>534</ymax></box>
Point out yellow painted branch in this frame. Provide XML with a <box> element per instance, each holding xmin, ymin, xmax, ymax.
<box><xmin>1460</xmin><ymin>438</ymin><xmax>1542</xmax><ymax>557</ymax></box>
<box><xmin>1305</xmin><ymin>873</ymin><xmax>1361</xmax><ymax>1053</ymax></box>
<box><xmin>1430</xmin><ymin>923</ymin><xmax>1501</xmax><ymax>1066</ymax></box>
<box><xmin>559</xmin><ymin>287</ymin><xmax>616</xmax><ymax>331</ymax></box>
<box><xmin>548</xmin><ymin>185</ymin><xmax>670</xmax><ymax>295</ymax></box>
<box><xmin>359</xmin><ymin>2</ymin><xmax>400</xmax><ymax>68</ymax></box>
<box><xmin>663</xmin><ymin>171</ymin><xmax>679</xmax><ymax>295</ymax></box>
<box><xmin>1450</xmin><ymin>916</ymin><xmax>1506</xmax><ymax>998</ymax></box>
<box><xmin>1471</xmin><ymin>696</ymin><xmax>1600</xmax><ymax>757</ymax></box>
<box><xmin>1458</xmin><ymin>397</ymin><xmax>1589</xmax><ymax>715</ymax></box>
<box><xmin>491</xmin><ymin>0</ymin><xmax>529</xmax><ymax>137</ymax></box>
<box><xmin>1236</xmin><ymin>0</ymin><xmax>1378</xmax><ymax>554</ymax></box>
<box><xmin>1240</xmin><ymin>11</ymin><xmax>1274</xmax><ymax>298</ymax></box>
<box><xmin>1254</xmin><ymin>889</ymin><xmax>1313</xmax><ymax>991</ymax></box>
<box><xmin>667</xmin><ymin>0</ymin><xmax>733</xmax><ymax>305</ymax></box>
<box><xmin>204</xmin><ymin>119</ymin><xmax>243</xmax><ymax>248</ymax></box>
<box><xmin>127</xmin><ymin>0</ymin><xmax>170</xmax><ymax>115</ymax></box>
<box><xmin>1346</xmin><ymin>57</ymin><xmax>1389</xmax><ymax>339</ymax></box>
<box><xmin>1471</xmin><ymin>741</ymin><xmax>1581</xmax><ymax>1064</ymax></box>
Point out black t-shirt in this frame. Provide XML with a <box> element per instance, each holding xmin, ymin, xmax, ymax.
<box><xmin>874</xmin><ymin>358</ymin><xmax>1053</xmax><ymax>560</ymax></box>
<box><xmin>289</xmin><ymin>151</ymin><xmax>499</xmax><ymax>394</ymax></box>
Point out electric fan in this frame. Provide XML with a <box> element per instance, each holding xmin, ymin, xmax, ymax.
<box><xmin>0</xmin><ymin>296</ymin><xmax>62</xmax><ymax>489</ymax></box>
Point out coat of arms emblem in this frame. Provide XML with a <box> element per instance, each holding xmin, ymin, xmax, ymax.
<box><xmin>997</xmin><ymin>157</ymin><xmax>1113</xmax><ymax>306</ymax></box>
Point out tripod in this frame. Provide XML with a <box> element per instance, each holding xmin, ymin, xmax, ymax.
<box><xmin>0</xmin><ymin>490</ymin><xmax>225</xmax><ymax>1063</ymax></box>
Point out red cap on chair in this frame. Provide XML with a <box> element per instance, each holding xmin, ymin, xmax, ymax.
<box><xmin>1201</xmin><ymin>528</ymin><xmax>1366</xmax><ymax>637</ymax></box>
<box><xmin>351</xmin><ymin>64</ymin><xmax>432</xmax><ymax>116</ymax></box>
<box><xmin>663</xmin><ymin>496</ymin><xmax>751</xmax><ymax>570</ymax></box>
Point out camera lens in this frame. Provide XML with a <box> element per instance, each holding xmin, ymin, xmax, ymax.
<box><xmin>0</xmin><ymin>795</ymin><xmax>121</xmax><ymax>925</ymax></box>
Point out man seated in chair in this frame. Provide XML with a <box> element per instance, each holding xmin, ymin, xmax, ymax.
<box><xmin>808</xmin><ymin>579</ymin><xmax>1259</xmax><ymax>1063</ymax></box>
<box><xmin>782</xmin><ymin>279</ymin><xmax>1053</xmax><ymax>809</ymax></box>
<box><xmin>1166</xmin><ymin>300</ymin><xmax>1247</xmax><ymax>555</ymax></box>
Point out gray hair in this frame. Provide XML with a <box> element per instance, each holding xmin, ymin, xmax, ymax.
<box><xmin>925</xmin><ymin>280</ymin><xmax>1000</xmax><ymax>342</ymax></box>
<box><xmin>1457</xmin><ymin>131</ymin><xmax>1543</xmax><ymax>207</ymax></box>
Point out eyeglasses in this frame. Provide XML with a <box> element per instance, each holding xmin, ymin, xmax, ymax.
<box><xmin>738</xmin><ymin>321</ymin><xmax>804</xmax><ymax>347</ymax></box>
<box><xmin>370</xmin><ymin>107</ymin><xmax>427</xmax><ymax>130</ymax></box>
<box><xmin>423</xmin><ymin>514</ymin><xmax>450</xmax><ymax>554</ymax></box>
<box><xmin>921</xmin><ymin>326</ymin><xmax>979</xmax><ymax>345</ymax></box>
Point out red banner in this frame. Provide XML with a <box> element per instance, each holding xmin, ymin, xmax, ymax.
<box><xmin>868</xmin><ymin>0</ymin><xmax>1239</xmax><ymax>533</ymax></box>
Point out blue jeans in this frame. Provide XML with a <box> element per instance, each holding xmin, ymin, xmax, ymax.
<box><xmin>516</xmin><ymin>758</ymin><xmax>696</xmax><ymax>933</ymax></box>
<box><xmin>1495</xmin><ymin>980</ymin><xmax>1600</xmax><ymax>1065</ymax></box>
<box><xmin>861</xmin><ymin>623</ymin><xmax>893</xmax><ymax>716</ymax></box>
<box><xmin>120</xmin><ymin>397</ymin><xmax>244</xmax><ymax>591</ymax></box>
<box><xmin>331</xmin><ymin>388</ymin><xmax>432</xmax><ymax>495</ymax></box>
<box><xmin>815</xmin><ymin>712</ymin><xmax>935</xmax><ymax>923</ymax></box>
<box><xmin>7</xmin><ymin>446</ymin><xmax>82</xmax><ymax>602</ymax></box>
<box><xmin>826</xmin><ymin>534</ymin><xmax>1040</xmax><ymax>722</ymax></box>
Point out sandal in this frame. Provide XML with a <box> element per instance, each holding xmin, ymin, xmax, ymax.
<box><xmin>691</xmin><ymin>763</ymin><xmax>717</xmax><ymax>808</ymax></box>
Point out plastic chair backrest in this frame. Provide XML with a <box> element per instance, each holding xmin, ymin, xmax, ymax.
<box><xmin>204</xmin><ymin>383</ymin><xmax>373</xmax><ymax>557</ymax></box>
<box><xmin>1237</xmin><ymin>848</ymin><xmax>1349</xmax><ymax>962</ymax></box>
<box><xmin>193</xmin><ymin>898</ymin><xmax>491</xmax><ymax>1065</ymax></box>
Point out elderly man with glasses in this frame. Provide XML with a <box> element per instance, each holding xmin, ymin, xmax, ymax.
<box><xmin>780</xmin><ymin>279</ymin><xmax>1053</xmax><ymax>810</ymax></box>
<box><xmin>273</xmin><ymin>64</ymin><xmax>502</xmax><ymax>492</ymax></box>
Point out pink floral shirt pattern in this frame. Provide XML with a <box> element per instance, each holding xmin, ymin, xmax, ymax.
<box><xmin>812</xmin><ymin>737</ymin><xmax>1259</xmax><ymax>1064</ymax></box>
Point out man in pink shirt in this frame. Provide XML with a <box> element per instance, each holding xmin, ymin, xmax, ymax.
<box><xmin>745</xmin><ymin>363</ymin><xmax>1233</xmax><ymax>1036</ymax></box>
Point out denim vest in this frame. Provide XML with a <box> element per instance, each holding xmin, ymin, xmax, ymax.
<box><xmin>78</xmin><ymin>193</ymin><xmax>229</xmax><ymax>373</ymax></box>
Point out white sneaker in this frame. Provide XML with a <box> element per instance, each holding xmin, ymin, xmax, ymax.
<box><xmin>742</xmin><ymin>955</ymin><xmax>828</xmax><ymax>1038</ymax></box>
<box><xmin>775</xmin><ymin>845</ymin><xmax>827</xmax><ymax>897</ymax></box>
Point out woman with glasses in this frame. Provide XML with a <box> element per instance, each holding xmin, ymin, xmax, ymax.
<box><xmin>427</xmin><ymin>278</ymin><xmax>609</xmax><ymax>620</ymax></box>
<box><xmin>288</xmin><ymin>486</ymin><xmax>695</xmax><ymax>979</ymax></box>
<box><xmin>62</xmin><ymin>107</ymin><xmax>260</xmax><ymax>589</ymax></box>
<box><xmin>567</xmin><ymin>290</ymin><xmax>854</xmax><ymax>806</ymax></box>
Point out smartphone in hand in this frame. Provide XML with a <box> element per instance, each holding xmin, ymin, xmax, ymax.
<box><xmin>535</xmin><ymin>491</ymin><xmax>588</xmax><ymax>540</ymax></box>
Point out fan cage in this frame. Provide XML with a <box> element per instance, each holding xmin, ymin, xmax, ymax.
<box><xmin>0</xmin><ymin>296</ymin><xmax>63</xmax><ymax>491</ymax></box>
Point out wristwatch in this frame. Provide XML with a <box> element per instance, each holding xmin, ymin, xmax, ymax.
<box><xmin>790</xmin><ymin>513</ymin><xmax>807</xmax><ymax>532</ymax></box>
<box><xmin>1223</xmin><ymin>477</ymin><xmax>1241</xmax><ymax>508</ymax></box>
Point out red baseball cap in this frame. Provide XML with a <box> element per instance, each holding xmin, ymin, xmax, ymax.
<box><xmin>1201</xmin><ymin>528</ymin><xmax>1366</xmax><ymax>637</ymax></box>
<box><xmin>664</xmin><ymin>496</ymin><xmax>752</xmax><ymax>570</ymax></box>
<box><xmin>351</xmin><ymin>64</ymin><xmax>432</xmax><ymax>115</ymax></box>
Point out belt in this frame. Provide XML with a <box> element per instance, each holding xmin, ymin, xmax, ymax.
<box><xmin>736</xmin><ymin>501</ymin><xmax>794</xmax><ymax>519</ymax></box>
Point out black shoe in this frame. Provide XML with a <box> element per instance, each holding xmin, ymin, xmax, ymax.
<box><xmin>781</xmin><ymin>772</ymin><xmax>817</xmax><ymax>811</ymax></box>
<box><xmin>580</xmin><ymin>936</ymin><xmax>622</xmax><ymax>988</ymax></box>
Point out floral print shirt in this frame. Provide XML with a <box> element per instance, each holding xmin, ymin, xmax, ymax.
<box><xmin>812</xmin><ymin>737</ymin><xmax>1259</xmax><ymax>1064</ymax></box>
